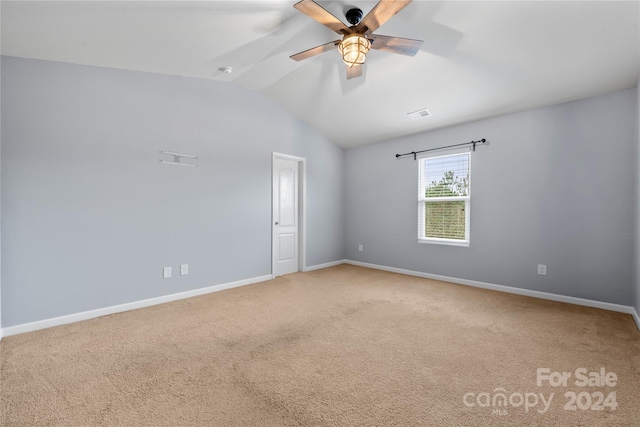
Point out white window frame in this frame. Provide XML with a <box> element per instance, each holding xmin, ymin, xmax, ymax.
<box><xmin>418</xmin><ymin>150</ymin><xmax>470</xmax><ymax>247</ymax></box>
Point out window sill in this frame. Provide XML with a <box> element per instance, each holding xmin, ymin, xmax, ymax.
<box><xmin>418</xmin><ymin>238</ymin><xmax>469</xmax><ymax>247</ymax></box>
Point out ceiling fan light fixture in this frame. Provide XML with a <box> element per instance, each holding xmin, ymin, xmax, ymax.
<box><xmin>338</xmin><ymin>34</ymin><xmax>370</xmax><ymax>67</ymax></box>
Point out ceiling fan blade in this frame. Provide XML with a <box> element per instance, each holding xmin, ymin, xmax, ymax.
<box><xmin>290</xmin><ymin>40</ymin><xmax>340</xmax><ymax>61</ymax></box>
<box><xmin>294</xmin><ymin>0</ymin><xmax>350</xmax><ymax>35</ymax></box>
<box><xmin>346</xmin><ymin>64</ymin><xmax>363</xmax><ymax>80</ymax></box>
<box><xmin>369</xmin><ymin>34</ymin><xmax>423</xmax><ymax>56</ymax></box>
<box><xmin>356</xmin><ymin>0</ymin><xmax>413</xmax><ymax>34</ymax></box>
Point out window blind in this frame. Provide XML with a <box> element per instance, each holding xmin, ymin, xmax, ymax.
<box><xmin>418</xmin><ymin>152</ymin><xmax>470</xmax><ymax>245</ymax></box>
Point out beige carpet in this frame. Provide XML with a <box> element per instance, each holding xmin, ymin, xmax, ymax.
<box><xmin>1</xmin><ymin>264</ymin><xmax>639</xmax><ymax>426</ymax></box>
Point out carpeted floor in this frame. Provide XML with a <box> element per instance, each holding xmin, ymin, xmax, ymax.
<box><xmin>1</xmin><ymin>264</ymin><xmax>639</xmax><ymax>426</ymax></box>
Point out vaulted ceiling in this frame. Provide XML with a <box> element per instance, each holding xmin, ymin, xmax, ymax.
<box><xmin>2</xmin><ymin>1</ymin><xmax>639</xmax><ymax>148</ymax></box>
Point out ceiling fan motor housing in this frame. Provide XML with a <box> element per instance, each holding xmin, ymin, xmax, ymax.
<box><xmin>290</xmin><ymin>0</ymin><xmax>424</xmax><ymax>80</ymax></box>
<box><xmin>345</xmin><ymin>8</ymin><xmax>364</xmax><ymax>26</ymax></box>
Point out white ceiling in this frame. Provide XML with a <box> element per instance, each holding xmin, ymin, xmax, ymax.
<box><xmin>2</xmin><ymin>1</ymin><xmax>639</xmax><ymax>149</ymax></box>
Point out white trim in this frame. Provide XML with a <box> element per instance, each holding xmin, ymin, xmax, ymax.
<box><xmin>416</xmin><ymin>146</ymin><xmax>471</xmax><ymax>160</ymax></box>
<box><xmin>422</xmin><ymin>196</ymin><xmax>469</xmax><ymax>202</ymax></box>
<box><xmin>3</xmin><ymin>263</ymin><xmax>638</xmax><ymax>338</ymax></box>
<box><xmin>632</xmin><ymin>308</ymin><xmax>640</xmax><ymax>331</ymax></box>
<box><xmin>272</xmin><ymin>152</ymin><xmax>306</xmax><ymax>163</ymax></box>
<box><xmin>418</xmin><ymin>151</ymin><xmax>471</xmax><ymax>246</ymax></box>
<box><xmin>418</xmin><ymin>237</ymin><xmax>469</xmax><ymax>247</ymax></box>
<box><xmin>1</xmin><ymin>274</ymin><xmax>272</xmax><ymax>338</ymax></box>
<box><xmin>272</xmin><ymin>152</ymin><xmax>307</xmax><ymax>276</ymax></box>
<box><xmin>300</xmin><ymin>161</ymin><xmax>307</xmax><ymax>272</ymax></box>
<box><xmin>303</xmin><ymin>260</ymin><xmax>346</xmax><ymax>272</ymax></box>
<box><xmin>344</xmin><ymin>260</ymin><xmax>639</xmax><ymax>319</ymax></box>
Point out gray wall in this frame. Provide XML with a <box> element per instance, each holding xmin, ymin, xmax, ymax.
<box><xmin>1</xmin><ymin>56</ymin><xmax>345</xmax><ymax>327</ymax></box>
<box><xmin>0</xmin><ymin>53</ymin><xmax>3</xmax><ymax>333</ymax></box>
<box><xmin>346</xmin><ymin>88</ymin><xmax>637</xmax><ymax>306</ymax></box>
<box><xmin>636</xmin><ymin>79</ymin><xmax>640</xmax><ymax>315</ymax></box>
<box><xmin>1</xmin><ymin>55</ymin><xmax>637</xmax><ymax>329</ymax></box>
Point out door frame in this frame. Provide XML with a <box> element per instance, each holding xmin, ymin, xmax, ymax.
<box><xmin>272</xmin><ymin>152</ymin><xmax>306</xmax><ymax>278</ymax></box>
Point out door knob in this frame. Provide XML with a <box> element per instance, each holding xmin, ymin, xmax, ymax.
<box><xmin>275</xmin><ymin>222</ymin><xmax>279</xmax><ymax>225</ymax></box>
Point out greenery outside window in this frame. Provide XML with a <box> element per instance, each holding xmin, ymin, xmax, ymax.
<box><xmin>418</xmin><ymin>151</ymin><xmax>470</xmax><ymax>246</ymax></box>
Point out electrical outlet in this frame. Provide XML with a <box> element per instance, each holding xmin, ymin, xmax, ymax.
<box><xmin>537</xmin><ymin>264</ymin><xmax>547</xmax><ymax>276</ymax></box>
<box><xmin>358</xmin><ymin>244</ymin><xmax>363</xmax><ymax>252</ymax></box>
<box><xmin>163</xmin><ymin>267</ymin><xmax>172</xmax><ymax>279</ymax></box>
<box><xmin>181</xmin><ymin>264</ymin><xmax>189</xmax><ymax>276</ymax></box>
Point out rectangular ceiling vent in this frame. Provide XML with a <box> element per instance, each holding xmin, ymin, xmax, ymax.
<box><xmin>407</xmin><ymin>108</ymin><xmax>431</xmax><ymax>120</ymax></box>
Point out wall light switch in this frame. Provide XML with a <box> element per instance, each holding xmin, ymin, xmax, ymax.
<box><xmin>181</xmin><ymin>264</ymin><xmax>189</xmax><ymax>276</ymax></box>
<box><xmin>358</xmin><ymin>244</ymin><xmax>363</xmax><ymax>252</ymax></box>
<box><xmin>163</xmin><ymin>267</ymin><xmax>172</xmax><ymax>279</ymax></box>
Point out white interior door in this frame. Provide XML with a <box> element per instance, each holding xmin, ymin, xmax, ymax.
<box><xmin>273</xmin><ymin>158</ymin><xmax>299</xmax><ymax>276</ymax></box>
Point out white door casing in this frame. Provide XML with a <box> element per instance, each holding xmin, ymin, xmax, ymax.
<box><xmin>273</xmin><ymin>156</ymin><xmax>300</xmax><ymax>276</ymax></box>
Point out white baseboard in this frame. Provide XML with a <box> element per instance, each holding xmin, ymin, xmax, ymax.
<box><xmin>303</xmin><ymin>260</ymin><xmax>346</xmax><ymax>272</ymax></box>
<box><xmin>1</xmin><ymin>274</ymin><xmax>273</xmax><ymax>338</ymax></box>
<box><xmin>2</xmin><ymin>262</ymin><xmax>639</xmax><ymax>338</ymax></box>
<box><xmin>345</xmin><ymin>260</ymin><xmax>639</xmax><ymax>321</ymax></box>
<box><xmin>632</xmin><ymin>308</ymin><xmax>640</xmax><ymax>331</ymax></box>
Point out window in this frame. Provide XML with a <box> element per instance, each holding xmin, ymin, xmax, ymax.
<box><xmin>418</xmin><ymin>151</ymin><xmax>470</xmax><ymax>246</ymax></box>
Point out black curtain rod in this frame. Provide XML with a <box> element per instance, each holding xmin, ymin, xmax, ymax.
<box><xmin>395</xmin><ymin>138</ymin><xmax>487</xmax><ymax>160</ymax></box>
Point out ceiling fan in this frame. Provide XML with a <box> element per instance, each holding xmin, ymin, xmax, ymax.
<box><xmin>290</xmin><ymin>0</ymin><xmax>423</xmax><ymax>79</ymax></box>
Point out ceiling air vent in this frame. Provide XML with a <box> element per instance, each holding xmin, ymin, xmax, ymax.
<box><xmin>407</xmin><ymin>108</ymin><xmax>431</xmax><ymax>120</ymax></box>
